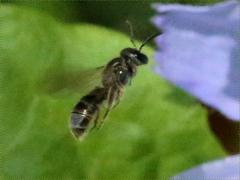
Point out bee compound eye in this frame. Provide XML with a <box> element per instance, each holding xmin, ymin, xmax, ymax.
<box><xmin>138</xmin><ymin>53</ymin><xmax>148</xmax><ymax>64</ymax></box>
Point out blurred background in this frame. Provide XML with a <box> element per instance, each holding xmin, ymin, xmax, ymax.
<box><xmin>0</xmin><ymin>0</ymin><xmax>239</xmax><ymax>179</ymax></box>
<box><xmin>2</xmin><ymin>0</ymin><xmax>221</xmax><ymax>39</ymax></box>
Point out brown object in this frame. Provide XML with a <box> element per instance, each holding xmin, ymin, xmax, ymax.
<box><xmin>207</xmin><ymin>107</ymin><xmax>240</xmax><ymax>154</ymax></box>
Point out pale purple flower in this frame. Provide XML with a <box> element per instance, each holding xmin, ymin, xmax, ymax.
<box><xmin>172</xmin><ymin>155</ymin><xmax>240</xmax><ymax>180</ymax></box>
<box><xmin>152</xmin><ymin>0</ymin><xmax>240</xmax><ymax>121</ymax></box>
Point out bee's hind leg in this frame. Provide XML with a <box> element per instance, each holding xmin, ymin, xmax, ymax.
<box><xmin>112</xmin><ymin>91</ymin><xmax>122</xmax><ymax>109</ymax></box>
<box><xmin>96</xmin><ymin>108</ymin><xmax>110</xmax><ymax>130</ymax></box>
<box><xmin>103</xmin><ymin>87</ymin><xmax>121</xmax><ymax>118</ymax></box>
<box><xmin>90</xmin><ymin>110</ymin><xmax>100</xmax><ymax>132</ymax></box>
<box><xmin>112</xmin><ymin>88</ymin><xmax>123</xmax><ymax>109</ymax></box>
<box><xmin>104</xmin><ymin>87</ymin><xmax>119</xmax><ymax>119</ymax></box>
<box><xmin>103</xmin><ymin>108</ymin><xmax>111</xmax><ymax>120</ymax></box>
<box><xmin>96</xmin><ymin>87</ymin><xmax>115</xmax><ymax>129</ymax></box>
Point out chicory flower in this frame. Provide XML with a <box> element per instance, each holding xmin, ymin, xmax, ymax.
<box><xmin>152</xmin><ymin>0</ymin><xmax>240</xmax><ymax>121</ymax></box>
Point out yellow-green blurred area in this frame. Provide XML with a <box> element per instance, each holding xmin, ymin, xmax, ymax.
<box><xmin>0</xmin><ymin>1</ymin><xmax>225</xmax><ymax>179</ymax></box>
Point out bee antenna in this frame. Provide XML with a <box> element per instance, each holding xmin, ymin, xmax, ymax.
<box><xmin>125</xmin><ymin>20</ymin><xmax>137</xmax><ymax>49</ymax></box>
<box><xmin>139</xmin><ymin>32</ymin><xmax>161</xmax><ymax>51</ymax></box>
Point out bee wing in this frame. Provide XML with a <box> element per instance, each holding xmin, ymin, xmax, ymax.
<box><xmin>45</xmin><ymin>66</ymin><xmax>105</xmax><ymax>95</ymax></box>
<box><xmin>70</xmin><ymin>66</ymin><xmax>105</xmax><ymax>95</ymax></box>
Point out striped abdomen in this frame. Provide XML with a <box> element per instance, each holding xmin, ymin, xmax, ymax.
<box><xmin>70</xmin><ymin>87</ymin><xmax>107</xmax><ymax>139</ymax></box>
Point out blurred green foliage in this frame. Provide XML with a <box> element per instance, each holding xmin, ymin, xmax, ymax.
<box><xmin>2</xmin><ymin>0</ymin><xmax>222</xmax><ymax>39</ymax></box>
<box><xmin>0</xmin><ymin>2</ymin><xmax>225</xmax><ymax>180</ymax></box>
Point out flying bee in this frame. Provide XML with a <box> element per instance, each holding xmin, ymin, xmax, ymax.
<box><xmin>70</xmin><ymin>21</ymin><xmax>160</xmax><ymax>140</ymax></box>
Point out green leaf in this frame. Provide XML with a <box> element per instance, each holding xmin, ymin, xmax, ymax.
<box><xmin>0</xmin><ymin>5</ymin><xmax>225</xmax><ymax>179</ymax></box>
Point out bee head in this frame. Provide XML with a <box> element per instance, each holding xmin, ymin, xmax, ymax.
<box><xmin>120</xmin><ymin>48</ymin><xmax>148</xmax><ymax>65</ymax></box>
<box><xmin>123</xmin><ymin>21</ymin><xmax>160</xmax><ymax>66</ymax></box>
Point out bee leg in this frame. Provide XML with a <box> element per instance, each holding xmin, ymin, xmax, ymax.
<box><xmin>112</xmin><ymin>89</ymin><xmax>121</xmax><ymax>109</ymax></box>
<box><xmin>96</xmin><ymin>110</ymin><xmax>110</xmax><ymax>130</ymax></box>
<box><xmin>112</xmin><ymin>101</ymin><xmax>120</xmax><ymax>109</ymax></box>
<box><xmin>98</xmin><ymin>87</ymin><xmax>121</xmax><ymax>129</ymax></box>
<box><xmin>90</xmin><ymin>111</ymin><xmax>100</xmax><ymax>132</ymax></box>
<box><xmin>103</xmin><ymin>108</ymin><xmax>111</xmax><ymax>119</ymax></box>
<box><xmin>96</xmin><ymin>87</ymin><xmax>116</xmax><ymax>129</ymax></box>
<box><xmin>97</xmin><ymin>108</ymin><xmax>111</xmax><ymax>130</ymax></box>
<box><xmin>95</xmin><ymin>92</ymin><xmax>110</xmax><ymax>130</ymax></box>
<box><xmin>104</xmin><ymin>87</ymin><xmax>118</xmax><ymax>119</ymax></box>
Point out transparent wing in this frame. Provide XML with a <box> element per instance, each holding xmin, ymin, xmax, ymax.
<box><xmin>44</xmin><ymin>66</ymin><xmax>105</xmax><ymax>96</ymax></box>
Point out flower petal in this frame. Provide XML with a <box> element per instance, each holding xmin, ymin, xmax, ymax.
<box><xmin>152</xmin><ymin>0</ymin><xmax>240</xmax><ymax>121</ymax></box>
<box><xmin>172</xmin><ymin>155</ymin><xmax>240</xmax><ymax>180</ymax></box>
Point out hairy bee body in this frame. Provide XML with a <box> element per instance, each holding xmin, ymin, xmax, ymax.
<box><xmin>70</xmin><ymin>48</ymin><xmax>148</xmax><ymax>139</ymax></box>
<box><xmin>70</xmin><ymin>31</ymin><xmax>160</xmax><ymax>140</ymax></box>
<box><xmin>70</xmin><ymin>87</ymin><xmax>107</xmax><ymax>139</ymax></box>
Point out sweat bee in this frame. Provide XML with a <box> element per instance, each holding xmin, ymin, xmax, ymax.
<box><xmin>70</xmin><ymin>22</ymin><xmax>160</xmax><ymax>140</ymax></box>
